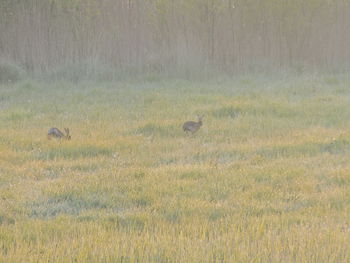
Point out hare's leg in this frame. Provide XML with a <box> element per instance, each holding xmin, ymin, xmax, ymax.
<box><xmin>47</xmin><ymin>135</ymin><xmax>51</xmax><ymax>140</ymax></box>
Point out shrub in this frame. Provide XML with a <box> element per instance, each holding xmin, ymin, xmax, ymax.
<box><xmin>47</xmin><ymin>62</ymin><xmax>117</xmax><ymax>82</ymax></box>
<box><xmin>0</xmin><ymin>60</ymin><xmax>25</xmax><ymax>83</ymax></box>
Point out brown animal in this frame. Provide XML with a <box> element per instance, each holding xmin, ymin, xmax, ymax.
<box><xmin>183</xmin><ymin>115</ymin><xmax>203</xmax><ymax>134</ymax></box>
<box><xmin>47</xmin><ymin>127</ymin><xmax>71</xmax><ymax>140</ymax></box>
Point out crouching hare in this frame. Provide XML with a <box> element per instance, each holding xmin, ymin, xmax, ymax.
<box><xmin>47</xmin><ymin>127</ymin><xmax>71</xmax><ymax>140</ymax></box>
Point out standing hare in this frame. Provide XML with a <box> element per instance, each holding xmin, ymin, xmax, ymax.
<box><xmin>47</xmin><ymin>127</ymin><xmax>71</xmax><ymax>140</ymax></box>
<box><xmin>183</xmin><ymin>115</ymin><xmax>203</xmax><ymax>134</ymax></box>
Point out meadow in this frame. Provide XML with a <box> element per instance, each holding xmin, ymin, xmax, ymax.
<box><xmin>0</xmin><ymin>74</ymin><xmax>350</xmax><ymax>262</ymax></box>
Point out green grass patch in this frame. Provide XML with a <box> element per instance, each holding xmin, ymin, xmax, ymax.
<box><xmin>257</xmin><ymin>139</ymin><xmax>350</xmax><ymax>159</ymax></box>
<box><xmin>30</xmin><ymin>193</ymin><xmax>124</xmax><ymax>219</ymax></box>
<box><xmin>135</xmin><ymin>123</ymin><xmax>179</xmax><ymax>137</ymax></box>
<box><xmin>37</xmin><ymin>145</ymin><xmax>113</xmax><ymax>160</ymax></box>
<box><xmin>211</xmin><ymin>106</ymin><xmax>240</xmax><ymax>119</ymax></box>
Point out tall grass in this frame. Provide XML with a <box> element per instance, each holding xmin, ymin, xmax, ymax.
<box><xmin>0</xmin><ymin>75</ymin><xmax>350</xmax><ymax>262</ymax></box>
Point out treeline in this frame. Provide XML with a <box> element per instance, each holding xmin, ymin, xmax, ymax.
<box><xmin>1</xmin><ymin>0</ymin><xmax>350</xmax><ymax>76</ymax></box>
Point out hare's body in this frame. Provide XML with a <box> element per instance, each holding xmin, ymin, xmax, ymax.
<box><xmin>47</xmin><ymin>127</ymin><xmax>71</xmax><ymax>140</ymax></box>
<box><xmin>183</xmin><ymin>116</ymin><xmax>203</xmax><ymax>134</ymax></box>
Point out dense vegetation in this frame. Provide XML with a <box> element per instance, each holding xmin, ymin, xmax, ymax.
<box><xmin>1</xmin><ymin>0</ymin><xmax>350</xmax><ymax>75</ymax></box>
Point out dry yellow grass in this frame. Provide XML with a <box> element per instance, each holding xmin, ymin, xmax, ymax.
<box><xmin>0</xmin><ymin>75</ymin><xmax>350</xmax><ymax>262</ymax></box>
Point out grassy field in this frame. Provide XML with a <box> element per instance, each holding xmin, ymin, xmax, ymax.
<box><xmin>0</xmin><ymin>74</ymin><xmax>350</xmax><ymax>262</ymax></box>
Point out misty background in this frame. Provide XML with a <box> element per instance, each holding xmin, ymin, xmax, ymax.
<box><xmin>1</xmin><ymin>0</ymin><xmax>350</xmax><ymax>80</ymax></box>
